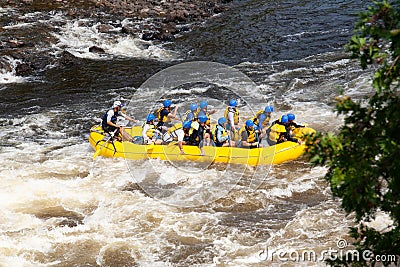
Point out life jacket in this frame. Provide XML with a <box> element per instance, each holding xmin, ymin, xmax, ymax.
<box><xmin>213</xmin><ymin>124</ymin><xmax>228</xmax><ymax>144</ymax></box>
<box><xmin>101</xmin><ymin>109</ymin><xmax>118</xmax><ymax>129</ymax></box>
<box><xmin>183</xmin><ymin>110</ymin><xmax>198</xmax><ymax>122</ymax></box>
<box><xmin>188</xmin><ymin>122</ymin><xmax>205</xmax><ymax>144</ymax></box>
<box><xmin>252</xmin><ymin>110</ymin><xmax>271</xmax><ymax>129</ymax></box>
<box><xmin>268</xmin><ymin>124</ymin><xmax>286</xmax><ymax>143</ymax></box>
<box><xmin>167</xmin><ymin>122</ymin><xmax>183</xmax><ymax>137</ymax></box>
<box><xmin>238</xmin><ymin>125</ymin><xmax>256</xmax><ymax>143</ymax></box>
<box><xmin>287</xmin><ymin>121</ymin><xmax>304</xmax><ymax>132</ymax></box>
<box><xmin>142</xmin><ymin>122</ymin><xmax>156</xmax><ymax>138</ymax></box>
<box><xmin>156</xmin><ymin>107</ymin><xmax>169</xmax><ymax>123</ymax></box>
<box><xmin>224</xmin><ymin>106</ymin><xmax>239</xmax><ymax>125</ymax></box>
<box><xmin>197</xmin><ymin>109</ymin><xmax>210</xmax><ymax>126</ymax></box>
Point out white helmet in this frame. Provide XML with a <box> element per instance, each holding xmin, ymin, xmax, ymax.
<box><xmin>112</xmin><ymin>100</ymin><xmax>122</xmax><ymax>108</ymax></box>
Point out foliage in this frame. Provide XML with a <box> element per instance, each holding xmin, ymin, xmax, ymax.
<box><xmin>305</xmin><ymin>1</ymin><xmax>400</xmax><ymax>265</ymax></box>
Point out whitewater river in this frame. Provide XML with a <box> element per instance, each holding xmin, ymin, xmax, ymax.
<box><xmin>0</xmin><ymin>0</ymin><xmax>384</xmax><ymax>266</ymax></box>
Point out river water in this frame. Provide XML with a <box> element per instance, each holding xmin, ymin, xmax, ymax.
<box><xmin>0</xmin><ymin>0</ymin><xmax>382</xmax><ymax>266</ymax></box>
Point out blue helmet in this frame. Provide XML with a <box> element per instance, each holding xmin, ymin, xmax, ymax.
<box><xmin>218</xmin><ymin>117</ymin><xmax>227</xmax><ymax>125</ymax></box>
<box><xmin>198</xmin><ymin>115</ymin><xmax>208</xmax><ymax>123</ymax></box>
<box><xmin>264</xmin><ymin>106</ymin><xmax>274</xmax><ymax>113</ymax></box>
<box><xmin>281</xmin><ymin>115</ymin><xmax>289</xmax><ymax>123</ymax></box>
<box><xmin>163</xmin><ymin>99</ymin><xmax>172</xmax><ymax>107</ymax></box>
<box><xmin>254</xmin><ymin>125</ymin><xmax>259</xmax><ymax>131</ymax></box>
<box><xmin>190</xmin><ymin>103</ymin><xmax>198</xmax><ymax>111</ymax></box>
<box><xmin>183</xmin><ymin>121</ymin><xmax>192</xmax><ymax>129</ymax></box>
<box><xmin>200</xmin><ymin>100</ymin><xmax>208</xmax><ymax>109</ymax></box>
<box><xmin>287</xmin><ymin>113</ymin><xmax>295</xmax><ymax>121</ymax></box>
<box><xmin>229</xmin><ymin>99</ymin><xmax>237</xmax><ymax>107</ymax></box>
<box><xmin>146</xmin><ymin>114</ymin><xmax>155</xmax><ymax>122</ymax></box>
<box><xmin>245</xmin><ymin>120</ymin><xmax>254</xmax><ymax>127</ymax></box>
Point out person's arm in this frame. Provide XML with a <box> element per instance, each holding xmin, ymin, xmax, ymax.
<box><xmin>292</xmin><ymin>122</ymin><xmax>305</xmax><ymax>128</ymax></box>
<box><xmin>208</xmin><ymin>109</ymin><xmax>217</xmax><ymax>115</ymax></box>
<box><xmin>118</xmin><ymin>111</ymin><xmax>138</xmax><ymax>123</ymax></box>
<box><xmin>124</xmin><ymin>114</ymin><xmax>139</xmax><ymax>123</ymax></box>
<box><xmin>168</xmin><ymin>105</ymin><xmax>180</xmax><ymax>120</ymax></box>
<box><xmin>285</xmin><ymin>132</ymin><xmax>301</xmax><ymax>144</ymax></box>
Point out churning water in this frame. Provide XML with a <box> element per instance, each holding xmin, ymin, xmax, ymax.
<box><xmin>0</xmin><ymin>0</ymin><xmax>384</xmax><ymax>266</ymax></box>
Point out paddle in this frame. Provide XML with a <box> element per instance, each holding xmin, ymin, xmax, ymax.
<box><xmin>255</xmin><ymin>131</ymin><xmax>259</xmax><ymax>148</ymax></box>
<box><xmin>93</xmin><ymin>129</ymin><xmax>118</xmax><ymax>159</ymax></box>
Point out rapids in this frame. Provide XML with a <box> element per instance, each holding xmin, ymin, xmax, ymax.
<box><xmin>0</xmin><ymin>0</ymin><xmax>381</xmax><ymax>266</ymax></box>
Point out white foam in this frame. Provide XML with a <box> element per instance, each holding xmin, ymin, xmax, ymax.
<box><xmin>261</xmin><ymin>166</ymin><xmax>327</xmax><ymax>199</ymax></box>
<box><xmin>0</xmin><ymin>7</ymin><xmax>12</xmax><ymax>14</ymax></box>
<box><xmin>19</xmin><ymin>11</ymin><xmax>43</xmax><ymax>19</ymax></box>
<box><xmin>3</xmin><ymin>22</ymin><xmax>36</xmax><ymax>29</ymax></box>
<box><xmin>52</xmin><ymin>20</ymin><xmax>178</xmax><ymax>60</ymax></box>
<box><xmin>363</xmin><ymin>210</ymin><xmax>394</xmax><ymax>233</ymax></box>
<box><xmin>0</xmin><ymin>56</ymin><xmax>29</xmax><ymax>84</ymax></box>
<box><xmin>282</xmin><ymin>29</ymin><xmax>348</xmax><ymax>39</ymax></box>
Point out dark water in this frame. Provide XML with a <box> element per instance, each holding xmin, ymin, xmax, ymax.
<box><xmin>1</xmin><ymin>0</ymin><xmax>367</xmax><ymax>117</ymax></box>
<box><xmin>0</xmin><ymin>0</ymin><xmax>376</xmax><ymax>266</ymax></box>
<box><xmin>172</xmin><ymin>0</ymin><xmax>364</xmax><ymax>64</ymax></box>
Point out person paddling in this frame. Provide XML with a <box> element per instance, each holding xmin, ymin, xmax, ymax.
<box><xmin>156</xmin><ymin>99</ymin><xmax>180</xmax><ymax>131</ymax></box>
<box><xmin>142</xmin><ymin>114</ymin><xmax>162</xmax><ymax>145</ymax></box>
<box><xmin>238</xmin><ymin>120</ymin><xmax>262</xmax><ymax>148</ymax></box>
<box><xmin>287</xmin><ymin>113</ymin><xmax>305</xmax><ymax>130</ymax></box>
<box><xmin>162</xmin><ymin>121</ymin><xmax>192</xmax><ymax>154</ymax></box>
<box><xmin>213</xmin><ymin>117</ymin><xmax>235</xmax><ymax>147</ymax></box>
<box><xmin>101</xmin><ymin>100</ymin><xmax>138</xmax><ymax>142</ymax></box>
<box><xmin>197</xmin><ymin>100</ymin><xmax>216</xmax><ymax>127</ymax></box>
<box><xmin>252</xmin><ymin>105</ymin><xmax>274</xmax><ymax>138</ymax></box>
<box><xmin>224</xmin><ymin>99</ymin><xmax>240</xmax><ymax>139</ymax></box>
<box><xmin>185</xmin><ymin>115</ymin><xmax>213</xmax><ymax>147</ymax></box>
<box><xmin>183</xmin><ymin>103</ymin><xmax>199</xmax><ymax>123</ymax></box>
<box><xmin>267</xmin><ymin>115</ymin><xmax>301</xmax><ymax>145</ymax></box>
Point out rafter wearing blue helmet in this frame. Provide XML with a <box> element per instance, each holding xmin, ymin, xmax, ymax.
<box><xmin>162</xmin><ymin>121</ymin><xmax>191</xmax><ymax>154</ymax></box>
<box><xmin>224</xmin><ymin>99</ymin><xmax>240</xmax><ymax>137</ymax></box>
<box><xmin>267</xmin><ymin>114</ymin><xmax>301</xmax><ymax>146</ymax></box>
<box><xmin>142</xmin><ymin>114</ymin><xmax>162</xmax><ymax>145</ymax></box>
<box><xmin>183</xmin><ymin>103</ymin><xmax>199</xmax><ymax>123</ymax></box>
<box><xmin>287</xmin><ymin>113</ymin><xmax>305</xmax><ymax>130</ymax></box>
<box><xmin>183</xmin><ymin>115</ymin><xmax>213</xmax><ymax>147</ymax></box>
<box><xmin>197</xmin><ymin>100</ymin><xmax>217</xmax><ymax>126</ymax></box>
<box><xmin>156</xmin><ymin>99</ymin><xmax>180</xmax><ymax>129</ymax></box>
<box><xmin>212</xmin><ymin>117</ymin><xmax>235</xmax><ymax>147</ymax></box>
<box><xmin>251</xmin><ymin>105</ymin><xmax>274</xmax><ymax>131</ymax></box>
<box><xmin>238</xmin><ymin>120</ymin><xmax>262</xmax><ymax>148</ymax></box>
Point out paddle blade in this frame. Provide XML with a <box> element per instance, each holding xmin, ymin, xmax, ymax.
<box><xmin>92</xmin><ymin>148</ymin><xmax>102</xmax><ymax>159</ymax></box>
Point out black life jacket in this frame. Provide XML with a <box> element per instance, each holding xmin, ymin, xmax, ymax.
<box><xmin>157</xmin><ymin>107</ymin><xmax>169</xmax><ymax>123</ymax></box>
<box><xmin>102</xmin><ymin>110</ymin><xmax>118</xmax><ymax>129</ymax></box>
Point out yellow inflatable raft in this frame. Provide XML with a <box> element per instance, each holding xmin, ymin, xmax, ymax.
<box><xmin>89</xmin><ymin>125</ymin><xmax>315</xmax><ymax>166</ymax></box>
